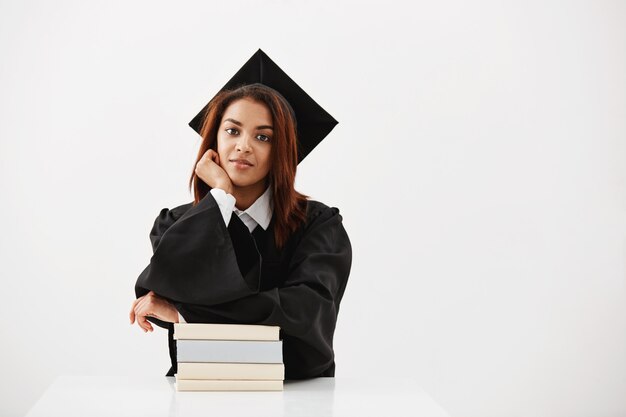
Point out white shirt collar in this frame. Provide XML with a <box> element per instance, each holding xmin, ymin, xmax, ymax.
<box><xmin>233</xmin><ymin>186</ymin><xmax>273</xmax><ymax>231</ymax></box>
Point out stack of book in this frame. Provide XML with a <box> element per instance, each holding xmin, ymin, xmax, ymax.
<box><xmin>173</xmin><ymin>323</ymin><xmax>284</xmax><ymax>391</ymax></box>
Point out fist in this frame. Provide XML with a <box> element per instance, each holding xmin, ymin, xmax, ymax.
<box><xmin>195</xmin><ymin>149</ymin><xmax>233</xmax><ymax>194</ymax></box>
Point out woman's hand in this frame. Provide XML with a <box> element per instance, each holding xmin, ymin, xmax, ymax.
<box><xmin>129</xmin><ymin>291</ymin><xmax>179</xmax><ymax>332</ymax></box>
<box><xmin>195</xmin><ymin>149</ymin><xmax>233</xmax><ymax>194</ymax></box>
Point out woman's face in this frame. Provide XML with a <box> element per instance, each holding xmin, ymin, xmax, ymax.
<box><xmin>217</xmin><ymin>98</ymin><xmax>273</xmax><ymax>191</ymax></box>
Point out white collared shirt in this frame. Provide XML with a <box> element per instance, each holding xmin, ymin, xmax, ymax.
<box><xmin>177</xmin><ymin>186</ymin><xmax>273</xmax><ymax>323</ymax></box>
<box><xmin>210</xmin><ymin>186</ymin><xmax>273</xmax><ymax>232</ymax></box>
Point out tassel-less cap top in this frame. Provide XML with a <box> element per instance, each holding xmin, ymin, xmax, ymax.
<box><xmin>188</xmin><ymin>49</ymin><xmax>338</xmax><ymax>163</ymax></box>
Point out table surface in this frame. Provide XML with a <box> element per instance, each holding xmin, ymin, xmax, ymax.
<box><xmin>25</xmin><ymin>375</ymin><xmax>450</xmax><ymax>417</ymax></box>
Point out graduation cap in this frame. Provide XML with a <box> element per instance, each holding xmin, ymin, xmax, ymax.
<box><xmin>189</xmin><ymin>49</ymin><xmax>338</xmax><ymax>163</ymax></box>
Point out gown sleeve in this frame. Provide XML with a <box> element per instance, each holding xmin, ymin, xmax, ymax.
<box><xmin>134</xmin><ymin>191</ymin><xmax>263</xmax><ymax>305</ymax></box>
<box><xmin>172</xmin><ymin>205</ymin><xmax>352</xmax><ymax>379</ymax></box>
<box><xmin>133</xmin><ymin>203</ymin><xmax>186</xmax><ymax>330</ymax></box>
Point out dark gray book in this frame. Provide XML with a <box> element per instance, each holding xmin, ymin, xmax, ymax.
<box><xmin>177</xmin><ymin>340</ymin><xmax>283</xmax><ymax>363</ymax></box>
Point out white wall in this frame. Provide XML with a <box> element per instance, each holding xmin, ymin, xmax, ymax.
<box><xmin>1</xmin><ymin>1</ymin><xmax>624</xmax><ymax>416</ymax></box>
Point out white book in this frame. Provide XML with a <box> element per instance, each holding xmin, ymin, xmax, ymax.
<box><xmin>177</xmin><ymin>340</ymin><xmax>283</xmax><ymax>363</ymax></box>
<box><xmin>174</xmin><ymin>323</ymin><xmax>280</xmax><ymax>341</ymax></box>
<box><xmin>177</xmin><ymin>362</ymin><xmax>285</xmax><ymax>380</ymax></box>
<box><xmin>175</xmin><ymin>376</ymin><xmax>283</xmax><ymax>391</ymax></box>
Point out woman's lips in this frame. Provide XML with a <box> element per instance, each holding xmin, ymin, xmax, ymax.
<box><xmin>230</xmin><ymin>159</ymin><xmax>253</xmax><ymax>169</ymax></box>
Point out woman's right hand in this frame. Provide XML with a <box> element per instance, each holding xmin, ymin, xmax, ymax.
<box><xmin>195</xmin><ymin>149</ymin><xmax>233</xmax><ymax>194</ymax></box>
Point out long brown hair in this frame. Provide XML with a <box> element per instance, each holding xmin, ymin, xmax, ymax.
<box><xmin>189</xmin><ymin>83</ymin><xmax>308</xmax><ymax>249</ymax></box>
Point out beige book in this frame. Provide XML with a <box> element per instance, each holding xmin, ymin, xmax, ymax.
<box><xmin>175</xmin><ymin>376</ymin><xmax>283</xmax><ymax>391</ymax></box>
<box><xmin>174</xmin><ymin>323</ymin><xmax>280</xmax><ymax>341</ymax></box>
<box><xmin>177</xmin><ymin>362</ymin><xmax>285</xmax><ymax>380</ymax></box>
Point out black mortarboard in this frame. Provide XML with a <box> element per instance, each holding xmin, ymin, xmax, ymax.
<box><xmin>189</xmin><ymin>49</ymin><xmax>338</xmax><ymax>163</ymax></box>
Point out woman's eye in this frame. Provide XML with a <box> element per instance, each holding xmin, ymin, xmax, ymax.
<box><xmin>256</xmin><ymin>134</ymin><xmax>271</xmax><ymax>142</ymax></box>
<box><xmin>225</xmin><ymin>128</ymin><xmax>239</xmax><ymax>135</ymax></box>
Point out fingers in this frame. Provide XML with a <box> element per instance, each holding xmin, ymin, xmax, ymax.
<box><xmin>138</xmin><ymin>313</ymin><xmax>153</xmax><ymax>332</ymax></box>
<box><xmin>204</xmin><ymin>149</ymin><xmax>222</xmax><ymax>166</ymax></box>
<box><xmin>135</xmin><ymin>297</ymin><xmax>153</xmax><ymax>332</ymax></box>
<box><xmin>131</xmin><ymin>291</ymin><xmax>178</xmax><ymax>333</ymax></box>
<box><xmin>138</xmin><ymin>315</ymin><xmax>154</xmax><ymax>333</ymax></box>
<box><xmin>129</xmin><ymin>302</ymin><xmax>135</xmax><ymax>324</ymax></box>
<box><xmin>202</xmin><ymin>149</ymin><xmax>216</xmax><ymax>162</ymax></box>
<box><xmin>196</xmin><ymin>150</ymin><xmax>216</xmax><ymax>177</ymax></box>
<box><xmin>131</xmin><ymin>293</ymin><xmax>154</xmax><ymax>333</ymax></box>
<box><xmin>195</xmin><ymin>149</ymin><xmax>231</xmax><ymax>191</ymax></box>
<box><xmin>129</xmin><ymin>296</ymin><xmax>142</xmax><ymax>324</ymax></box>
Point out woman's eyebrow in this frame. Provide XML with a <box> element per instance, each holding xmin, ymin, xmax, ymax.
<box><xmin>224</xmin><ymin>118</ymin><xmax>273</xmax><ymax>130</ymax></box>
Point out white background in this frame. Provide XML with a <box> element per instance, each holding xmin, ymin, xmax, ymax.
<box><xmin>1</xmin><ymin>1</ymin><xmax>624</xmax><ymax>416</ymax></box>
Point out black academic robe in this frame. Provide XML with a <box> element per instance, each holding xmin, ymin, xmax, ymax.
<box><xmin>134</xmin><ymin>190</ymin><xmax>352</xmax><ymax>379</ymax></box>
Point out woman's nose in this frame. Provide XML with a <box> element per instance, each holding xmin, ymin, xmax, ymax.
<box><xmin>236</xmin><ymin>134</ymin><xmax>252</xmax><ymax>152</ymax></box>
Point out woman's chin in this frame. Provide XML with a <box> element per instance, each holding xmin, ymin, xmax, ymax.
<box><xmin>230</xmin><ymin>177</ymin><xmax>267</xmax><ymax>190</ymax></box>
<box><xmin>229</xmin><ymin>178</ymin><xmax>256</xmax><ymax>188</ymax></box>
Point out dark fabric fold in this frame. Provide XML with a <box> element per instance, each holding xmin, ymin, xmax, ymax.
<box><xmin>135</xmin><ymin>191</ymin><xmax>262</xmax><ymax>305</ymax></box>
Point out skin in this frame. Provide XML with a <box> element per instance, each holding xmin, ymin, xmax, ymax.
<box><xmin>207</xmin><ymin>97</ymin><xmax>273</xmax><ymax>210</ymax></box>
<box><xmin>130</xmin><ymin>98</ymin><xmax>274</xmax><ymax>333</ymax></box>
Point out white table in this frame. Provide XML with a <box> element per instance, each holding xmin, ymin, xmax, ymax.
<box><xmin>25</xmin><ymin>375</ymin><xmax>450</xmax><ymax>417</ymax></box>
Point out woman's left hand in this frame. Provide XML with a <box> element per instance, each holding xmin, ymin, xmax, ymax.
<box><xmin>129</xmin><ymin>291</ymin><xmax>179</xmax><ymax>332</ymax></box>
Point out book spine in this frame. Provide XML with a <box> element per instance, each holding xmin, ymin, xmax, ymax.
<box><xmin>174</xmin><ymin>323</ymin><xmax>280</xmax><ymax>341</ymax></box>
<box><xmin>177</xmin><ymin>363</ymin><xmax>285</xmax><ymax>380</ymax></box>
<box><xmin>177</xmin><ymin>340</ymin><xmax>283</xmax><ymax>363</ymax></box>
<box><xmin>175</xmin><ymin>378</ymin><xmax>283</xmax><ymax>391</ymax></box>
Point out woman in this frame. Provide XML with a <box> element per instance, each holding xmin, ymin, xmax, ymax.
<box><xmin>129</xmin><ymin>78</ymin><xmax>352</xmax><ymax>379</ymax></box>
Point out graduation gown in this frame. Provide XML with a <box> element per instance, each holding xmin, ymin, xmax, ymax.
<box><xmin>134</xmin><ymin>190</ymin><xmax>352</xmax><ymax>379</ymax></box>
